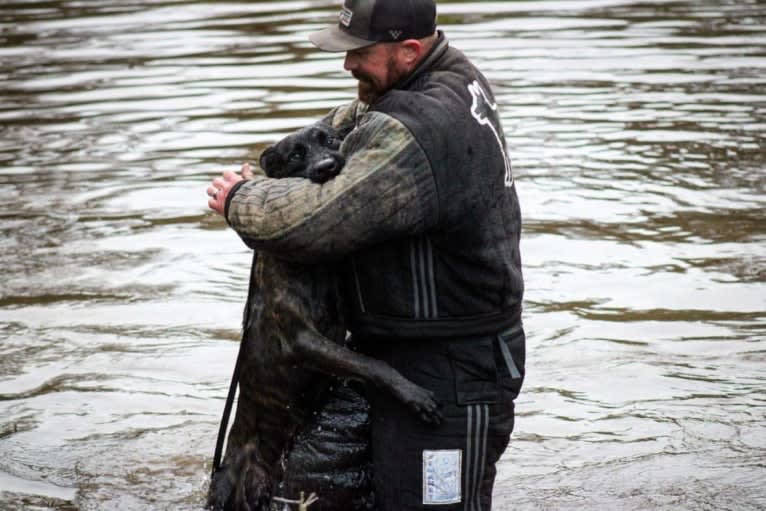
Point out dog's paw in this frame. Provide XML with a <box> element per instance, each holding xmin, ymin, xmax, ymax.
<box><xmin>398</xmin><ymin>382</ymin><xmax>443</xmax><ymax>426</ymax></box>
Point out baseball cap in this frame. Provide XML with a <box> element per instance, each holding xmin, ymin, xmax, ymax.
<box><xmin>310</xmin><ymin>0</ymin><xmax>437</xmax><ymax>52</ymax></box>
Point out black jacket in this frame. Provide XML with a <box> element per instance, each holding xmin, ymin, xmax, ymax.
<box><xmin>345</xmin><ymin>34</ymin><xmax>523</xmax><ymax>338</ymax></box>
<box><xmin>226</xmin><ymin>33</ymin><xmax>523</xmax><ymax>340</ymax></box>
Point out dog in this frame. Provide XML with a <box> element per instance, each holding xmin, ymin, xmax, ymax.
<box><xmin>208</xmin><ymin>123</ymin><xmax>442</xmax><ymax>511</ymax></box>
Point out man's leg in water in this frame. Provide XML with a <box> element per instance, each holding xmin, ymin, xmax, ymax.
<box><xmin>360</xmin><ymin>329</ymin><xmax>525</xmax><ymax>511</ymax></box>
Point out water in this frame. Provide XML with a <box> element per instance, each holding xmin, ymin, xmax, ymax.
<box><xmin>1</xmin><ymin>0</ymin><xmax>764</xmax><ymax>509</ymax></box>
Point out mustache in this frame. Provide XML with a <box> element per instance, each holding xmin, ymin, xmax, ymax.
<box><xmin>351</xmin><ymin>71</ymin><xmax>373</xmax><ymax>83</ymax></box>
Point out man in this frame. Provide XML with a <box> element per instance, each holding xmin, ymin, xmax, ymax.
<box><xmin>207</xmin><ymin>0</ymin><xmax>525</xmax><ymax>509</ymax></box>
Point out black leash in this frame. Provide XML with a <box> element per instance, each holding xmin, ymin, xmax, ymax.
<box><xmin>212</xmin><ymin>251</ymin><xmax>259</xmax><ymax>477</ymax></box>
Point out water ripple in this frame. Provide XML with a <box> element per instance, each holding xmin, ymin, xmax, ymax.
<box><xmin>1</xmin><ymin>0</ymin><xmax>765</xmax><ymax>509</ymax></box>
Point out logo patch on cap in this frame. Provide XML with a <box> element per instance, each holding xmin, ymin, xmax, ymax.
<box><xmin>339</xmin><ymin>7</ymin><xmax>353</xmax><ymax>27</ymax></box>
<box><xmin>389</xmin><ymin>29</ymin><xmax>402</xmax><ymax>39</ymax></box>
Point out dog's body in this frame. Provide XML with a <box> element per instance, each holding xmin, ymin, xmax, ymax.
<box><xmin>208</xmin><ymin>124</ymin><xmax>441</xmax><ymax>511</ymax></box>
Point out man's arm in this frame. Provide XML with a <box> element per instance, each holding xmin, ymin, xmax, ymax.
<box><xmin>225</xmin><ymin>111</ymin><xmax>439</xmax><ymax>262</ymax></box>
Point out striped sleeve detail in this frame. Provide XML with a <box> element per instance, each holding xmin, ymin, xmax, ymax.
<box><xmin>320</xmin><ymin>99</ymin><xmax>367</xmax><ymax>128</ymax></box>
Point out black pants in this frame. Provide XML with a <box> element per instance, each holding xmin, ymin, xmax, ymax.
<box><xmin>359</xmin><ymin>325</ymin><xmax>525</xmax><ymax>511</ymax></box>
<box><xmin>278</xmin><ymin>325</ymin><xmax>525</xmax><ymax>511</ymax></box>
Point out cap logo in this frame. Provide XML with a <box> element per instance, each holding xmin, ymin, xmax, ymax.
<box><xmin>389</xmin><ymin>29</ymin><xmax>402</xmax><ymax>39</ymax></box>
<box><xmin>339</xmin><ymin>7</ymin><xmax>353</xmax><ymax>27</ymax></box>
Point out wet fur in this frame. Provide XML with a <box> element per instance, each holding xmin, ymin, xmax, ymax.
<box><xmin>208</xmin><ymin>124</ymin><xmax>441</xmax><ymax>511</ymax></box>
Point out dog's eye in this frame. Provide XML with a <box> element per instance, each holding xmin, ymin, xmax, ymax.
<box><xmin>288</xmin><ymin>146</ymin><xmax>305</xmax><ymax>162</ymax></box>
<box><xmin>325</xmin><ymin>136</ymin><xmax>336</xmax><ymax>146</ymax></box>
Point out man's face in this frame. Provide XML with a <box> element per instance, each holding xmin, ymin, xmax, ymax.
<box><xmin>344</xmin><ymin>43</ymin><xmax>409</xmax><ymax>104</ymax></box>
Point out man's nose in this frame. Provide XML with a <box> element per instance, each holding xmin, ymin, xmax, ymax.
<box><xmin>343</xmin><ymin>52</ymin><xmax>355</xmax><ymax>71</ymax></box>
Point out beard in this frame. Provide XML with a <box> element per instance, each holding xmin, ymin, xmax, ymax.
<box><xmin>352</xmin><ymin>56</ymin><xmax>408</xmax><ymax>105</ymax></box>
<box><xmin>353</xmin><ymin>72</ymin><xmax>383</xmax><ymax>104</ymax></box>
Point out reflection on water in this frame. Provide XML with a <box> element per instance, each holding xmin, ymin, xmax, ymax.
<box><xmin>1</xmin><ymin>0</ymin><xmax>764</xmax><ymax>509</ymax></box>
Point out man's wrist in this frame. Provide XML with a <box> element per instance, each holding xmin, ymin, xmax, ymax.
<box><xmin>224</xmin><ymin>179</ymin><xmax>248</xmax><ymax>225</ymax></box>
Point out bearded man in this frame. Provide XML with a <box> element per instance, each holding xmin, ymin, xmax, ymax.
<box><xmin>207</xmin><ymin>1</ymin><xmax>525</xmax><ymax>509</ymax></box>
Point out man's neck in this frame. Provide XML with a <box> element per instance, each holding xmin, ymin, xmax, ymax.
<box><xmin>416</xmin><ymin>33</ymin><xmax>439</xmax><ymax>66</ymax></box>
<box><xmin>397</xmin><ymin>31</ymin><xmax>445</xmax><ymax>90</ymax></box>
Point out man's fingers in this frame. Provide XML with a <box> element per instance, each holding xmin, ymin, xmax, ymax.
<box><xmin>241</xmin><ymin>162</ymin><xmax>254</xmax><ymax>179</ymax></box>
<box><xmin>207</xmin><ymin>167</ymin><xmax>246</xmax><ymax>216</ymax></box>
<box><xmin>223</xmin><ymin>169</ymin><xmax>240</xmax><ymax>182</ymax></box>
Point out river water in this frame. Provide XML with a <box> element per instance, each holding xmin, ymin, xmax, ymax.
<box><xmin>0</xmin><ymin>0</ymin><xmax>764</xmax><ymax>509</ymax></box>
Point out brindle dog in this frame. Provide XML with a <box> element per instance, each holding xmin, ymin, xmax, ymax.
<box><xmin>208</xmin><ymin>123</ymin><xmax>442</xmax><ymax>511</ymax></box>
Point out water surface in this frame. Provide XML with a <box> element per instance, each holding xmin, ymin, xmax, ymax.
<box><xmin>1</xmin><ymin>0</ymin><xmax>764</xmax><ymax>509</ymax></box>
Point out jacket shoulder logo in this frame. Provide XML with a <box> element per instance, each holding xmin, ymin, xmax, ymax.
<box><xmin>467</xmin><ymin>80</ymin><xmax>513</xmax><ymax>188</ymax></box>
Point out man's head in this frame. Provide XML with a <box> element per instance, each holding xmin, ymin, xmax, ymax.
<box><xmin>309</xmin><ymin>0</ymin><xmax>438</xmax><ymax>104</ymax></box>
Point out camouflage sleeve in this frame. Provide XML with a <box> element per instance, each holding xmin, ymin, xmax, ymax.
<box><xmin>319</xmin><ymin>100</ymin><xmax>368</xmax><ymax>130</ymax></box>
<box><xmin>226</xmin><ymin>111</ymin><xmax>439</xmax><ymax>262</ymax></box>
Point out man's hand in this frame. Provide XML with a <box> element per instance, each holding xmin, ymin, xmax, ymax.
<box><xmin>207</xmin><ymin>163</ymin><xmax>255</xmax><ymax>215</ymax></box>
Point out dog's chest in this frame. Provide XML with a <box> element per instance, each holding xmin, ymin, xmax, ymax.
<box><xmin>252</xmin><ymin>253</ymin><xmax>345</xmax><ymax>343</ymax></box>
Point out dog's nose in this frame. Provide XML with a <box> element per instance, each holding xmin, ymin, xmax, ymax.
<box><xmin>317</xmin><ymin>157</ymin><xmax>338</xmax><ymax>172</ymax></box>
<box><xmin>311</xmin><ymin>156</ymin><xmax>343</xmax><ymax>182</ymax></box>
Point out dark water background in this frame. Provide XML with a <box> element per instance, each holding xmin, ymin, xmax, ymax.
<box><xmin>1</xmin><ymin>0</ymin><xmax>764</xmax><ymax>509</ymax></box>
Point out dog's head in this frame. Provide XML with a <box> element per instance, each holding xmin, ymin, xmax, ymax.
<box><xmin>259</xmin><ymin>123</ymin><xmax>349</xmax><ymax>183</ymax></box>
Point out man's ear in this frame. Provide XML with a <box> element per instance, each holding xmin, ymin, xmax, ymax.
<box><xmin>400</xmin><ymin>39</ymin><xmax>423</xmax><ymax>65</ymax></box>
<box><xmin>259</xmin><ymin>146</ymin><xmax>280</xmax><ymax>177</ymax></box>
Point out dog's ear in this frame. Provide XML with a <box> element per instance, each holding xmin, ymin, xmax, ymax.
<box><xmin>259</xmin><ymin>146</ymin><xmax>281</xmax><ymax>177</ymax></box>
<box><xmin>336</xmin><ymin>124</ymin><xmax>354</xmax><ymax>140</ymax></box>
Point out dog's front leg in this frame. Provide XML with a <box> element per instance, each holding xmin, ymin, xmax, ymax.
<box><xmin>290</xmin><ymin>330</ymin><xmax>443</xmax><ymax>425</ymax></box>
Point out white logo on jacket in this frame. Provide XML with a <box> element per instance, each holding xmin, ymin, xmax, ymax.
<box><xmin>467</xmin><ymin>80</ymin><xmax>513</xmax><ymax>187</ymax></box>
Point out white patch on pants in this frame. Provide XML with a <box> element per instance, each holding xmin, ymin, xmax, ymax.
<box><xmin>422</xmin><ymin>449</ymin><xmax>462</xmax><ymax>505</ymax></box>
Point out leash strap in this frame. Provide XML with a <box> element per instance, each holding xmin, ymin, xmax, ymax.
<box><xmin>212</xmin><ymin>251</ymin><xmax>259</xmax><ymax>477</ymax></box>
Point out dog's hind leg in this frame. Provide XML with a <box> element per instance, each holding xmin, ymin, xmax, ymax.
<box><xmin>208</xmin><ymin>443</ymin><xmax>273</xmax><ymax>511</ymax></box>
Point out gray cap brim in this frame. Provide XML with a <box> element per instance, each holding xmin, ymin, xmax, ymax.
<box><xmin>309</xmin><ymin>25</ymin><xmax>375</xmax><ymax>52</ymax></box>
